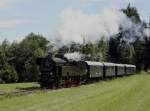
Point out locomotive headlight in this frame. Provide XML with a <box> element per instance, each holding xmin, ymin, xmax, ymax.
<box><xmin>50</xmin><ymin>72</ymin><xmax>53</xmax><ymax>76</ymax></box>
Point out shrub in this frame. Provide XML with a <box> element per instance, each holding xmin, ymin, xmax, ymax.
<box><xmin>0</xmin><ymin>64</ymin><xmax>18</xmax><ymax>83</ymax></box>
<box><xmin>0</xmin><ymin>78</ymin><xmax>5</xmax><ymax>84</ymax></box>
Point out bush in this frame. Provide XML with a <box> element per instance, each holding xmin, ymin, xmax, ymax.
<box><xmin>0</xmin><ymin>78</ymin><xmax>5</xmax><ymax>84</ymax></box>
<box><xmin>0</xmin><ymin>64</ymin><xmax>18</xmax><ymax>83</ymax></box>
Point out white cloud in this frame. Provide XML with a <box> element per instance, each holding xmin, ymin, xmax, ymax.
<box><xmin>80</xmin><ymin>0</ymin><xmax>137</xmax><ymax>3</ymax></box>
<box><xmin>80</xmin><ymin>0</ymin><xmax>139</xmax><ymax>7</ymax></box>
<box><xmin>0</xmin><ymin>0</ymin><xmax>8</xmax><ymax>8</ymax></box>
<box><xmin>0</xmin><ymin>0</ymin><xmax>30</xmax><ymax>9</ymax></box>
<box><xmin>0</xmin><ymin>19</ymin><xmax>32</xmax><ymax>28</ymax></box>
<box><xmin>80</xmin><ymin>0</ymin><xmax>106</xmax><ymax>3</ymax></box>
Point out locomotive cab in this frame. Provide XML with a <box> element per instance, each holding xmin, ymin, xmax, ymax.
<box><xmin>36</xmin><ymin>56</ymin><xmax>67</xmax><ymax>88</ymax></box>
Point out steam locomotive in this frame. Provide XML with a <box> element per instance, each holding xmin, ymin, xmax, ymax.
<box><xmin>36</xmin><ymin>54</ymin><xmax>136</xmax><ymax>88</ymax></box>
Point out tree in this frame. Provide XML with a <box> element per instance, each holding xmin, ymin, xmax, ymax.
<box><xmin>107</xmin><ymin>29</ymin><xmax>135</xmax><ymax>64</ymax></box>
<box><xmin>133</xmin><ymin>38</ymin><xmax>145</xmax><ymax>71</ymax></box>
<box><xmin>69</xmin><ymin>42</ymin><xmax>81</xmax><ymax>52</ymax></box>
<box><xmin>96</xmin><ymin>37</ymin><xmax>108</xmax><ymax>61</ymax></box>
<box><xmin>107</xmin><ymin>35</ymin><xmax>121</xmax><ymax>63</ymax></box>
<box><xmin>122</xmin><ymin>4</ymin><xmax>141</xmax><ymax>24</ymax></box>
<box><xmin>0</xmin><ymin>39</ymin><xmax>10</xmax><ymax>65</ymax></box>
<box><xmin>57</xmin><ymin>45</ymin><xmax>69</xmax><ymax>55</ymax></box>
<box><xmin>14</xmin><ymin>33</ymin><xmax>49</xmax><ymax>82</ymax></box>
<box><xmin>119</xmin><ymin>41</ymin><xmax>135</xmax><ymax>64</ymax></box>
<box><xmin>81</xmin><ymin>42</ymin><xmax>96</xmax><ymax>60</ymax></box>
<box><xmin>143</xmin><ymin>36</ymin><xmax>150</xmax><ymax>71</ymax></box>
<box><xmin>0</xmin><ymin>64</ymin><xmax>18</xmax><ymax>83</ymax></box>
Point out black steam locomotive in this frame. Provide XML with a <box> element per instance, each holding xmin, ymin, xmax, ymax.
<box><xmin>36</xmin><ymin>54</ymin><xmax>136</xmax><ymax>88</ymax></box>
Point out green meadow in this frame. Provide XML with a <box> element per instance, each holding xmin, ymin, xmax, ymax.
<box><xmin>0</xmin><ymin>72</ymin><xmax>150</xmax><ymax>111</ymax></box>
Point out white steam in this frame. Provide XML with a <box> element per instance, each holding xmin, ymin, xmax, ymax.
<box><xmin>55</xmin><ymin>7</ymin><xmax>133</xmax><ymax>45</ymax></box>
<box><xmin>64</xmin><ymin>52</ymin><xmax>84</xmax><ymax>61</ymax></box>
<box><xmin>144</xmin><ymin>28</ymin><xmax>150</xmax><ymax>37</ymax></box>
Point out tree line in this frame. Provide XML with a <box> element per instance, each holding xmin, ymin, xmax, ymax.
<box><xmin>0</xmin><ymin>4</ymin><xmax>150</xmax><ymax>83</ymax></box>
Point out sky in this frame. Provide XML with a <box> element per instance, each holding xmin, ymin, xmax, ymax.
<box><xmin>0</xmin><ymin>0</ymin><xmax>149</xmax><ymax>42</ymax></box>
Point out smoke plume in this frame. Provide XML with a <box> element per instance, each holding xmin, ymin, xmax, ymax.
<box><xmin>55</xmin><ymin>7</ymin><xmax>133</xmax><ymax>45</ymax></box>
<box><xmin>53</xmin><ymin>7</ymin><xmax>149</xmax><ymax>61</ymax></box>
<box><xmin>64</xmin><ymin>52</ymin><xmax>84</xmax><ymax>61</ymax></box>
<box><xmin>144</xmin><ymin>28</ymin><xmax>150</xmax><ymax>37</ymax></box>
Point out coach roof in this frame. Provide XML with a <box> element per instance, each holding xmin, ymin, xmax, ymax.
<box><xmin>115</xmin><ymin>64</ymin><xmax>125</xmax><ymax>67</ymax></box>
<box><xmin>103</xmin><ymin>62</ymin><xmax>116</xmax><ymax>66</ymax></box>
<box><xmin>85</xmin><ymin>61</ymin><xmax>103</xmax><ymax>66</ymax></box>
<box><xmin>125</xmin><ymin>64</ymin><xmax>136</xmax><ymax>68</ymax></box>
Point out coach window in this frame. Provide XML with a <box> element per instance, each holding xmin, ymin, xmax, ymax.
<box><xmin>67</xmin><ymin>72</ymin><xmax>69</xmax><ymax>76</ymax></box>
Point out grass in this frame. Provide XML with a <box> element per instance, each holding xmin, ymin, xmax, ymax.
<box><xmin>0</xmin><ymin>72</ymin><xmax>150</xmax><ymax>111</ymax></box>
<box><xmin>0</xmin><ymin>82</ymin><xmax>40</xmax><ymax>94</ymax></box>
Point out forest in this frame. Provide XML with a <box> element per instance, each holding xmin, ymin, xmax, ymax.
<box><xmin>0</xmin><ymin>4</ymin><xmax>150</xmax><ymax>83</ymax></box>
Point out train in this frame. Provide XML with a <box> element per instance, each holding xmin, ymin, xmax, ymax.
<box><xmin>36</xmin><ymin>54</ymin><xmax>136</xmax><ymax>89</ymax></box>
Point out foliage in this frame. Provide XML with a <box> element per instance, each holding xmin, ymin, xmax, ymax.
<box><xmin>143</xmin><ymin>37</ymin><xmax>150</xmax><ymax>70</ymax></box>
<box><xmin>0</xmin><ymin>64</ymin><xmax>18</xmax><ymax>83</ymax></box>
<box><xmin>16</xmin><ymin>33</ymin><xmax>49</xmax><ymax>82</ymax></box>
<box><xmin>107</xmin><ymin>30</ymin><xmax>135</xmax><ymax>63</ymax></box>
<box><xmin>81</xmin><ymin>37</ymin><xmax>108</xmax><ymax>61</ymax></box>
<box><xmin>132</xmin><ymin>38</ymin><xmax>145</xmax><ymax>71</ymax></box>
<box><xmin>107</xmin><ymin>35</ymin><xmax>121</xmax><ymax>63</ymax></box>
<box><xmin>122</xmin><ymin>3</ymin><xmax>141</xmax><ymax>24</ymax></box>
<box><xmin>0</xmin><ymin>33</ymin><xmax>49</xmax><ymax>83</ymax></box>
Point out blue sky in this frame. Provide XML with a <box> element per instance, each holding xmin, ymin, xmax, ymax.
<box><xmin>0</xmin><ymin>0</ymin><xmax>149</xmax><ymax>42</ymax></box>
